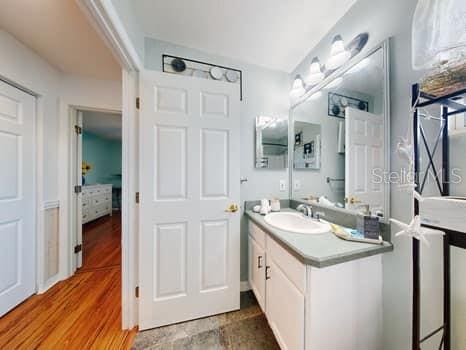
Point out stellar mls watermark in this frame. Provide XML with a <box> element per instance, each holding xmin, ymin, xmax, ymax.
<box><xmin>372</xmin><ymin>168</ymin><xmax>463</xmax><ymax>186</ymax></box>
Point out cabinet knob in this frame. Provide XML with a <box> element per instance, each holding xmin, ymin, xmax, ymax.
<box><xmin>265</xmin><ymin>266</ymin><xmax>271</xmax><ymax>280</ymax></box>
<box><xmin>257</xmin><ymin>256</ymin><xmax>263</xmax><ymax>269</ymax></box>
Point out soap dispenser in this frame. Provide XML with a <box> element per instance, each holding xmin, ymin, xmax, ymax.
<box><xmin>260</xmin><ymin>199</ymin><xmax>271</xmax><ymax>215</ymax></box>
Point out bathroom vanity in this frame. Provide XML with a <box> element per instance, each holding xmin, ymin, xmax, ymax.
<box><xmin>246</xmin><ymin>208</ymin><xmax>392</xmax><ymax>350</ymax></box>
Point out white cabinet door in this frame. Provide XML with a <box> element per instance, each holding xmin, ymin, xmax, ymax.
<box><xmin>0</xmin><ymin>80</ymin><xmax>35</xmax><ymax>316</ymax></box>
<box><xmin>248</xmin><ymin>236</ymin><xmax>266</xmax><ymax>311</ymax></box>
<box><xmin>139</xmin><ymin>71</ymin><xmax>240</xmax><ymax>330</ymax></box>
<box><xmin>266</xmin><ymin>258</ymin><xmax>305</xmax><ymax>350</ymax></box>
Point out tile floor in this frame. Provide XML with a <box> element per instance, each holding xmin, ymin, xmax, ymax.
<box><xmin>132</xmin><ymin>292</ymin><xmax>279</xmax><ymax>349</ymax></box>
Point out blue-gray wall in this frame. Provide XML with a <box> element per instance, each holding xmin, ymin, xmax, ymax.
<box><xmin>291</xmin><ymin>0</ymin><xmax>423</xmax><ymax>348</ymax></box>
<box><xmin>83</xmin><ymin>131</ymin><xmax>122</xmax><ymax>189</ymax></box>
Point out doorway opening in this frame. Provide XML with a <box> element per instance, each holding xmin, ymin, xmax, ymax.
<box><xmin>74</xmin><ymin>109</ymin><xmax>122</xmax><ymax>273</ymax></box>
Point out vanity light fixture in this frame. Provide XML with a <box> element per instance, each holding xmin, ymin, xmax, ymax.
<box><xmin>325</xmin><ymin>77</ymin><xmax>343</xmax><ymax>89</ymax></box>
<box><xmin>309</xmin><ymin>91</ymin><xmax>323</xmax><ymax>100</ymax></box>
<box><xmin>290</xmin><ymin>76</ymin><xmax>306</xmax><ymax>98</ymax></box>
<box><xmin>345</xmin><ymin>57</ymin><xmax>370</xmax><ymax>75</ymax></box>
<box><xmin>326</xmin><ymin>35</ymin><xmax>351</xmax><ymax>70</ymax></box>
<box><xmin>306</xmin><ymin>57</ymin><xmax>325</xmax><ymax>85</ymax></box>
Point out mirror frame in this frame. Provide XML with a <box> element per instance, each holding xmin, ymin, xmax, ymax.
<box><xmin>288</xmin><ymin>39</ymin><xmax>391</xmax><ymax>222</ymax></box>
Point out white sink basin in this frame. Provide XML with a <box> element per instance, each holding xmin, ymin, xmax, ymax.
<box><xmin>264</xmin><ymin>212</ymin><xmax>331</xmax><ymax>234</ymax></box>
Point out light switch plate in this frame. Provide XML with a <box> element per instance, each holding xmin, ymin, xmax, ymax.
<box><xmin>294</xmin><ymin>180</ymin><xmax>301</xmax><ymax>191</ymax></box>
<box><xmin>279</xmin><ymin>179</ymin><xmax>286</xmax><ymax>192</ymax></box>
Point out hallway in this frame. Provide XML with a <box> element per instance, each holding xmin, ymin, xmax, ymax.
<box><xmin>0</xmin><ymin>213</ymin><xmax>136</xmax><ymax>349</ymax></box>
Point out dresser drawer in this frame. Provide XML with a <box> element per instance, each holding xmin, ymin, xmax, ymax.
<box><xmin>92</xmin><ymin>194</ymin><xmax>110</xmax><ymax>206</ymax></box>
<box><xmin>82</xmin><ymin>208</ymin><xmax>90</xmax><ymax>223</ymax></box>
<box><xmin>95</xmin><ymin>201</ymin><xmax>111</xmax><ymax>214</ymax></box>
<box><xmin>82</xmin><ymin>198</ymin><xmax>90</xmax><ymax>209</ymax></box>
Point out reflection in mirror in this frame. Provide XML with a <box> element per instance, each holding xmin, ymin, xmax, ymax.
<box><xmin>294</xmin><ymin>121</ymin><xmax>321</xmax><ymax>170</ymax></box>
<box><xmin>290</xmin><ymin>44</ymin><xmax>389</xmax><ymax>220</ymax></box>
<box><xmin>255</xmin><ymin>116</ymin><xmax>288</xmax><ymax>169</ymax></box>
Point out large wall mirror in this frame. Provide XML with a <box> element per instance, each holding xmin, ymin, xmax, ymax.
<box><xmin>255</xmin><ymin>116</ymin><xmax>288</xmax><ymax>169</ymax></box>
<box><xmin>290</xmin><ymin>40</ymin><xmax>390</xmax><ymax>222</ymax></box>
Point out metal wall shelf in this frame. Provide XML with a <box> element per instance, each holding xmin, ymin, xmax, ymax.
<box><xmin>411</xmin><ymin>83</ymin><xmax>466</xmax><ymax>350</ymax></box>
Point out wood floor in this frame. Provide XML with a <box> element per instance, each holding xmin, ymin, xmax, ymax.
<box><xmin>0</xmin><ymin>212</ymin><xmax>137</xmax><ymax>349</ymax></box>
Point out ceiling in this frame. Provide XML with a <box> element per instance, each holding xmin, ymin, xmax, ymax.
<box><xmin>133</xmin><ymin>0</ymin><xmax>356</xmax><ymax>73</ymax></box>
<box><xmin>0</xmin><ymin>0</ymin><xmax>121</xmax><ymax>80</ymax></box>
<box><xmin>83</xmin><ymin>111</ymin><xmax>122</xmax><ymax>140</ymax></box>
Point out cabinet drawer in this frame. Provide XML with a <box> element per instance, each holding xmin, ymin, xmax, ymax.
<box><xmin>82</xmin><ymin>209</ymin><xmax>90</xmax><ymax>223</ymax></box>
<box><xmin>266</xmin><ymin>235</ymin><xmax>306</xmax><ymax>293</ymax></box>
<box><xmin>82</xmin><ymin>198</ymin><xmax>90</xmax><ymax>209</ymax></box>
<box><xmin>249</xmin><ymin>222</ymin><xmax>266</xmax><ymax>248</ymax></box>
<box><xmin>95</xmin><ymin>202</ymin><xmax>111</xmax><ymax>214</ymax></box>
<box><xmin>92</xmin><ymin>194</ymin><xmax>109</xmax><ymax>206</ymax></box>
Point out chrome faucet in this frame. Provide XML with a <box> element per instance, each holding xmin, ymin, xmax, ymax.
<box><xmin>296</xmin><ymin>204</ymin><xmax>314</xmax><ymax>218</ymax></box>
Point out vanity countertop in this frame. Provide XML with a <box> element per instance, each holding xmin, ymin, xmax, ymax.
<box><xmin>245</xmin><ymin>208</ymin><xmax>393</xmax><ymax>268</ymax></box>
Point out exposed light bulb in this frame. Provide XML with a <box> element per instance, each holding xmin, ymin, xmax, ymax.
<box><xmin>327</xmin><ymin>35</ymin><xmax>351</xmax><ymax>70</ymax></box>
<box><xmin>290</xmin><ymin>77</ymin><xmax>305</xmax><ymax>98</ymax></box>
<box><xmin>306</xmin><ymin>57</ymin><xmax>324</xmax><ymax>85</ymax></box>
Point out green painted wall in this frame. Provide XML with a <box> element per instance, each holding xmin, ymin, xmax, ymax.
<box><xmin>82</xmin><ymin>131</ymin><xmax>121</xmax><ymax>188</ymax></box>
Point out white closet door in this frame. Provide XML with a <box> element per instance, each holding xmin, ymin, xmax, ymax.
<box><xmin>0</xmin><ymin>80</ymin><xmax>35</xmax><ymax>316</ymax></box>
<box><xmin>138</xmin><ymin>71</ymin><xmax>240</xmax><ymax>330</ymax></box>
<box><xmin>345</xmin><ymin>107</ymin><xmax>385</xmax><ymax>216</ymax></box>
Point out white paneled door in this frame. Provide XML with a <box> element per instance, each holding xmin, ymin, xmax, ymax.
<box><xmin>139</xmin><ymin>71</ymin><xmax>240</xmax><ymax>329</ymax></box>
<box><xmin>0</xmin><ymin>80</ymin><xmax>35</xmax><ymax>316</ymax></box>
<box><xmin>345</xmin><ymin>107</ymin><xmax>385</xmax><ymax>216</ymax></box>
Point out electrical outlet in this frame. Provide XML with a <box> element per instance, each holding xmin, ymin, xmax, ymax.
<box><xmin>279</xmin><ymin>179</ymin><xmax>286</xmax><ymax>192</ymax></box>
<box><xmin>294</xmin><ymin>180</ymin><xmax>301</xmax><ymax>191</ymax></box>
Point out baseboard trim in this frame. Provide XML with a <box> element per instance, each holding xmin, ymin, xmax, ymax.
<box><xmin>37</xmin><ymin>274</ymin><xmax>61</xmax><ymax>294</ymax></box>
<box><xmin>240</xmin><ymin>281</ymin><xmax>251</xmax><ymax>292</ymax></box>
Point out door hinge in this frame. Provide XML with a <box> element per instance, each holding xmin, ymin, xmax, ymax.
<box><xmin>74</xmin><ymin>185</ymin><xmax>82</xmax><ymax>194</ymax></box>
<box><xmin>74</xmin><ymin>244</ymin><xmax>82</xmax><ymax>254</ymax></box>
<box><xmin>136</xmin><ymin>97</ymin><xmax>140</xmax><ymax>110</ymax></box>
<box><xmin>136</xmin><ymin>192</ymin><xmax>140</xmax><ymax>204</ymax></box>
<box><xmin>135</xmin><ymin>286</ymin><xmax>139</xmax><ymax>298</ymax></box>
<box><xmin>74</xmin><ymin>125</ymin><xmax>82</xmax><ymax>134</ymax></box>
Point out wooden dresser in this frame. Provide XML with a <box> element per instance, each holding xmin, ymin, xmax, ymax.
<box><xmin>82</xmin><ymin>184</ymin><xmax>112</xmax><ymax>224</ymax></box>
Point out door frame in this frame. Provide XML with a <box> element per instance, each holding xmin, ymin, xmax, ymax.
<box><xmin>72</xmin><ymin>0</ymin><xmax>142</xmax><ymax>330</ymax></box>
<box><xmin>67</xmin><ymin>105</ymin><xmax>122</xmax><ymax>270</ymax></box>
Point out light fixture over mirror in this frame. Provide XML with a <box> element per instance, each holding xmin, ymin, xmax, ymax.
<box><xmin>327</xmin><ymin>35</ymin><xmax>351</xmax><ymax>70</ymax></box>
<box><xmin>306</xmin><ymin>57</ymin><xmax>324</xmax><ymax>85</ymax></box>
<box><xmin>290</xmin><ymin>76</ymin><xmax>305</xmax><ymax>98</ymax></box>
<box><xmin>289</xmin><ymin>33</ymin><xmax>369</xmax><ymax>101</ymax></box>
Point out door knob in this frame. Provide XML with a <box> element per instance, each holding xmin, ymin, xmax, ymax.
<box><xmin>345</xmin><ymin>196</ymin><xmax>362</xmax><ymax>205</ymax></box>
<box><xmin>225</xmin><ymin>204</ymin><xmax>239</xmax><ymax>213</ymax></box>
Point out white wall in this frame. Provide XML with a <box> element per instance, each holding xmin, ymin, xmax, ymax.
<box><xmin>60</xmin><ymin>74</ymin><xmax>122</xmax><ymax>111</ymax></box>
<box><xmin>109</xmin><ymin>0</ymin><xmax>145</xmax><ymax>63</ymax></box>
<box><xmin>0</xmin><ymin>30</ymin><xmax>123</xmax><ymax>201</ymax></box>
<box><xmin>0</xmin><ymin>30</ymin><xmax>62</xmax><ymax>201</ymax></box>
<box><xmin>0</xmin><ymin>29</ymin><xmax>122</xmax><ymax>291</ymax></box>
<box><xmin>144</xmin><ymin>37</ymin><xmax>290</xmax><ymax>281</ymax></box>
